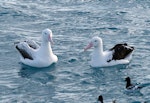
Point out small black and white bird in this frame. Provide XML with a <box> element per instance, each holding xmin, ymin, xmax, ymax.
<box><xmin>98</xmin><ymin>95</ymin><xmax>104</xmax><ymax>103</ymax></box>
<box><xmin>98</xmin><ymin>95</ymin><xmax>116</xmax><ymax>103</ymax></box>
<box><xmin>125</xmin><ymin>77</ymin><xmax>143</xmax><ymax>90</ymax></box>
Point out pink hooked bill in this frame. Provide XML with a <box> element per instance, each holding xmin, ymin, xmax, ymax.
<box><xmin>84</xmin><ymin>42</ymin><xmax>93</xmax><ymax>51</ymax></box>
<box><xmin>49</xmin><ymin>35</ymin><xmax>54</xmax><ymax>45</ymax></box>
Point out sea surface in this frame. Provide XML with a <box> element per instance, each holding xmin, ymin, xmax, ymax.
<box><xmin>0</xmin><ymin>0</ymin><xmax>150</xmax><ymax>103</ymax></box>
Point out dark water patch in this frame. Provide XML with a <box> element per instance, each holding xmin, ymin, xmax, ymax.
<box><xmin>117</xmin><ymin>11</ymin><xmax>128</xmax><ymax>15</ymax></box>
<box><xmin>131</xmin><ymin>101</ymin><xmax>143</xmax><ymax>103</ymax></box>
<box><xmin>68</xmin><ymin>57</ymin><xmax>78</xmax><ymax>63</ymax></box>
<box><xmin>0</xmin><ymin>85</ymin><xmax>12</xmax><ymax>95</ymax></box>
<box><xmin>71</xmin><ymin>11</ymin><xmax>91</xmax><ymax>16</ymax></box>
<box><xmin>107</xmin><ymin>27</ymin><xmax>119</xmax><ymax>31</ymax></box>
<box><xmin>18</xmin><ymin>63</ymin><xmax>56</xmax><ymax>78</ymax></box>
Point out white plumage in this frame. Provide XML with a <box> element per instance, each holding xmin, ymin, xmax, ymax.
<box><xmin>15</xmin><ymin>29</ymin><xmax>58</xmax><ymax>68</ymax></box>
<box><xmin>84</xmin><ymin>36</ymin><xmax>134</xmax><ymax>67</ymax></box>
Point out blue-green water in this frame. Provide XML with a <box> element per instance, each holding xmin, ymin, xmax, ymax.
<box><xmin>0</xmin><ymin>0</ymin><xmax>150</xmax><ymax>103</ymax></box>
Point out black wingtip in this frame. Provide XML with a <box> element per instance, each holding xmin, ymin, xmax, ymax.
<box><xmin>15</xmin><ymin>44</ymin><xmax>33</xmax><ymax>60</ymax></box>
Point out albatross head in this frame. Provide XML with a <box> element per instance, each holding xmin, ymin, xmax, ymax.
<box><xmin>84</xmin><ymin>36</ymin><xmax>103</xmax><ymax>51</ymax></box>
<box><xmin>42</xmin><ymin>28</ymin><xmax>53</xmax><ymax>44</ymax></box>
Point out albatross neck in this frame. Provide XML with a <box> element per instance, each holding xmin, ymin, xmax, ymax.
<box><xmin>40</xmin><ymin>40</ymin><xmax>53</xmax><ymax>53</ymax></box>
<box><xmin>93</xmin><ymin>43</ymin><xmax>103</xmax><ymax>56</ymax></box>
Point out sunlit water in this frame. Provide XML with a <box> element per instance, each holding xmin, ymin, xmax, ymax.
<box><xmin>0</xmin><ymin>0</ymin><xmax>150</xmax><ymax>103</ymax></box>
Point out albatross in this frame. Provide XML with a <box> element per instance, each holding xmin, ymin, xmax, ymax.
<box><xmin>15</xmin><ymin>28</ymin><xmax>58</xmax><ymax>68</ymax></box>
<box><xmin>84</xmin><ymin>36</ymin><xmax>134</xmax><ymax>67</ymax></box>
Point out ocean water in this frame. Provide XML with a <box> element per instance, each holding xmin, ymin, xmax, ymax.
<box><xmin>0</xmin><ymin>0</ymin><xmax>150</xmax><ymax>103</ymax></box>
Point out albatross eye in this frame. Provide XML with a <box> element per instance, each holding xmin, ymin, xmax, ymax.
<box><xmin>44</xmin><ymin>32</ymin><xmax>48</xmax><ymax>35</ymax></box>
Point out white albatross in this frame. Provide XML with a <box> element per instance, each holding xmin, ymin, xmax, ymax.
<box><xmin>15</xmin><ymin>29</ymin><xmax>58</xmax><ymax>68</ymax></box>
<box><xmin>84</xmin><ymin>36</ymin><xmax>134</xmax><ymax>67</ymax></box>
